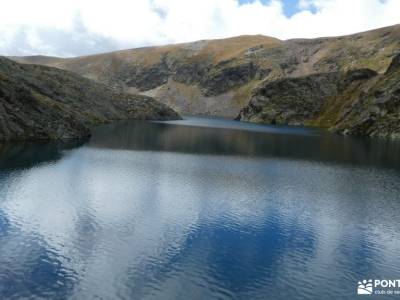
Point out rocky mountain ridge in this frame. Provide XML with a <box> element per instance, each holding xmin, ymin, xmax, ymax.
<box><xmin>11</xmin><ymin>24</ymin><xmax>400</xmax><ymax>138</ymax></box>
<box><xmin>0</xmin><ymin>57</ymin><xmax>180</xmax><ymax>141</ymax></box>
<box><xmin>238</xmin><ymin>54</ymin><xmax>400</xmax><ymax>139</ymax></box>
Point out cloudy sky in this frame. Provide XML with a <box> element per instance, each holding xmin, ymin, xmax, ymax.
<box><xmin>0</xmin><ymin>0</ymin><xmax>399</xmax><ymax>57</ymax></box>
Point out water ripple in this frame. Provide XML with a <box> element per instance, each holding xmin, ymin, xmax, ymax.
<box><xmin>0</xmin><ymin>118</ymin><xmax>400</xmax><ymax>299</ymax></box>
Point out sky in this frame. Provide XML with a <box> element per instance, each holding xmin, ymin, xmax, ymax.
<box><xmin>0</xmin><ymin>0</ymin><xmax>399</xmax><ymax>57</ymax></box>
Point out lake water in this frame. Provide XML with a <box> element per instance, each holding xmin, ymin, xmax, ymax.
<box><xmin>0</xmin><ymin>117</ymin><xmax>400</xmax><ymax>300</ymax></box>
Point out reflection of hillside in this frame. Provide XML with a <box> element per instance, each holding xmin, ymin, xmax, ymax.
<box><xmin>89</xmin><ymin>119</ymin><xmax>400</xmax><ymax>169</ymax></box>
<box><xmin>0</xmin><ymin>139</ymin><xmax>88</xmax><ymax>170</ymax></box>
<box><xmin>1</xmin><ymin>122</ymin><xmax>400</xmax><ymax>298</ymax></box>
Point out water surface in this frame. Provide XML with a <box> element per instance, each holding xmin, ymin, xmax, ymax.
<box><xmin>0</xmin><ymin>117</ymin><xmax>400</xmax><ymax>299</ymax></box>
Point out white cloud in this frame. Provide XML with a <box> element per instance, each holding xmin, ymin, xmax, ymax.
<box><xmin>0</xmin><ymin>0</ymin><xmax>399</xmax><ymax>57</ymax></box>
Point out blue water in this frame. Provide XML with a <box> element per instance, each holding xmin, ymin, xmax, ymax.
<box><xmin>0</xmin><ymin>117</ymin><xmax>400</xmax><ymax>300</ymax></box>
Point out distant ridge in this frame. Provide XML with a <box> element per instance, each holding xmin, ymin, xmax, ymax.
<box><xmin>11</xmin><ymin>24</ymin><xmax>400</xmax><ymax>138</ymax></box>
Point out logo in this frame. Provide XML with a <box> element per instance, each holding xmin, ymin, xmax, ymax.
<box><xmin>357</xmin><ymin>279</ymin><xmax>400</xmax><ymax>296</ymax></box>
<box><xmin>358</xmin><ymin>280</ymin><xmax>373</xmax><ymax>295</ymax></box>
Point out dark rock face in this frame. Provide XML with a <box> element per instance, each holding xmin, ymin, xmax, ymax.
<box><xmin>124</xmin><ymin>60</ymin><xmax>170</xmax><ymax>90</ymax></box>
<box><xmin>122</xmin><ymin>57</ymin><xmax>260</xmax><ymax>97</ymax></box>
<box><xmin>0</xmin><ymin>57</ymin><xmax>180</xmax><ymax>141</ymax></box>
<box><xmin>238</xmin><ymin>59</ymin><xmax>400</xmax><ymax>139</ymax></box>
<box><xmin>200</xmin><ymin>62</ymin><xmax>258</xmax><ymax>96</ymax></box>
<box><xmin>333</xmin><ymin>54</ymin><xmax>400</xmax><ymax>139</ymax></box>
<box><xmin>343</xmin><ymin>68</ymin><xmax>378</xmax><ymax>84</ymax></box>
<box><xmin>171</xmin><ymin>61</ymin><xmax>209</xmax><ymax>85</ymax></box>
<box><xmin>385</xmin><ymin>53</ymin><xmax>400</xmax><ymax>75</ymax></box>
<box><xmin>237</xmin><ymin>72</ymin><xmax>342</xmax><ymax>125</ymax></box>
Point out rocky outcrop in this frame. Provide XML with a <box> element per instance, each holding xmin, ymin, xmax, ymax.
<box><xmin>237</xmin><ymin>69</ymin><xmax>377</xmax><ymax>124</ymax></box>
<box><xmin>0</xmin><ymin>57</ymin><xmax>180</xmax><ymax>141</ymax></box>
<box><xmin>200</xmin><ymin>62</ymin><xmax>258</xmax><ymax>96</ymax></box>
<box><xmin>332</xmin><ymin>54</ymin><xmax>400</xmax><ymax>139</ymax></box>
<box><xmin>237</xmin><ymin>55</ymin><xmax>400</xmax><ymax>139</ymax></box>
<box><xmin>237</xmin><ymin>72</ymin><xmax>343</xmax><ymax>125</ymax></box>
<box><xmin>385</xmin><ymin>52</ymin><xmax>400</xmax><ymax>74</ymax></box>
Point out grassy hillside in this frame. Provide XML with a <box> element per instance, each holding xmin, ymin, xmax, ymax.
<box><xmin>0</xmin><ymin>57</ymin><xmax>179</xmax><ymax>141</ymax></box>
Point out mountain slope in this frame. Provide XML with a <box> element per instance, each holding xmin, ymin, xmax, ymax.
<box><xmin>332</xmin><ymin>54</ymin><xmax>400</xmax><ymax>138</ymax></box>
<box><xmin>0</xmin><ymin>57</ymin><xmax>180</xmax><ymax>141</ymax></box>
<box><xmin>238</xmin><ymin>54</ymin><xmax>400</xmax><ymax>139</ymax></box>
<box><xmin>12</xmin><ymin>24</ymin><xmax>400</xmax><ymax>119</ymax></box>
